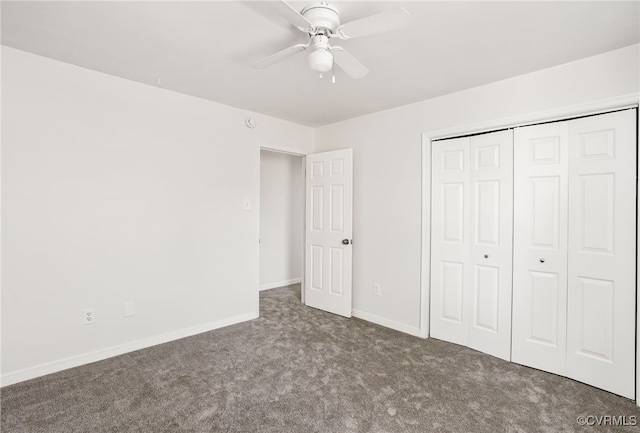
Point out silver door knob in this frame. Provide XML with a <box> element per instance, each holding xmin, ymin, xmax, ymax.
<box><xmin>484</xmin><ymin>254</ymin><xmax>489</xmax><ymax>259</ymax></box>
<box><xmin>540</xmin><ymin>258</ymin><xmax>545</xmax><ymax>263</ymax></box>
<box><xmin>342</xmin><ymin>239</ymin><xmax>350</xmax><ymax>245</ymax></box>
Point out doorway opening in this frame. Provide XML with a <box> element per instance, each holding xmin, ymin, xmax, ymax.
<box><xmin>259</xmin><ymin>149</ymin><xmax>305</xmax><ymax>297</ymax></box>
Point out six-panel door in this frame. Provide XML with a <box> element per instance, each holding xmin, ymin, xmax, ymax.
<box><xmin>511</xmin><ymin>110</ymin><xmax>636</xmax><ymax>399</ymax></box>
<box><xmin>305</xmin><ymin>149</ymin><xmax>353</xmax><ymax>317</ymax></box>
<box><xmin>430</xmin><ymin>130</ymin><xmax>514</xmax><ymax>361</ymax></box>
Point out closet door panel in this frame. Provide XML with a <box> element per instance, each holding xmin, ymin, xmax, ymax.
<box><xmin>430</xmin><ymin>137</ymin><xmax>470</xmax><ymax>346</ymax></box>
<box><xmin>512</xmin><ymin>123</ymin><xmax>569</xmax><ymax>375</ymax></box>
<box><xmin>528</xmin><ymin>271</ymin><xmax>561</xmax><ymax>345</ymax></box>
<box><xmin>567</xmin><ymin>109</ymin><xmax>636</xmax><ymax>399</ymax></box>
<box><xmin>468</xmin><ymin>130</ymin><xmax>513</xmax><ymax>361</ymax></box>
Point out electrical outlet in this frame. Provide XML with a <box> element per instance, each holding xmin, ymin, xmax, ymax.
<box><xmin>373</xmin><ymin>283</ymin><xmax>381</xmax><ymax>296</ymax></box>
<box><xmin>124</xmin><ymin>301</ymin><xmax>135</xmax><ymax>317</ymax></box>
<box><xmin>83</xmin><ymin>308</ymin><xmax>95</xmax><ymax>325</ymax></box>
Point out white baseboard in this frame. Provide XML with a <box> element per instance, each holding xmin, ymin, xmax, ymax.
<box><xmin>352</xmin><ymin>309</ymin><xmax>421</xmax><ymax>337</ymax></box>
<box><xmin>259</xmin><ymin>278</ymin><xmax>302</xmax><ymax>291</ymax></box>
<box><xmin>1</xmin><ymin>311</ymin><xmax>257</xmax><ymax>387</ymax></box>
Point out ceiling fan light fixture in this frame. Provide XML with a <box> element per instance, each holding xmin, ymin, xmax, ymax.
<box><xmin>308</xmin><ymin>48</ymin><xmax>333</xmax><ymax>72</ymax></box>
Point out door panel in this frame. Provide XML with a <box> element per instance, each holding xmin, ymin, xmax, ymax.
<box><xmin>311</xmin><ymin>245</ymin><xmax>323</xmax><ymax>290</ymax></box>
<box><xmin>441</xmin><ymin>261</ymin><xmax>465</xmax><ymax>323</ymax></box>
<box><xmin>475</xmin><ymin>180</ymin><xmax>500</xmax><ymax>245</ymax></box>
<box><xmin>566</xmin><ymin>110</ymin><xmax>636</xmax><ymax>399</ymax></box>
<box><xmin>531</xmin><ymin>176</ymin><xmax>561</xmax><ymax>248</ymax></box>
<box><xmin>305</xmin><ymin>149</ymin><xmax>353</xmax><ymax>317</ymax></box>
<box><xmin>474</xmin><ymin>264</ymin><xmax>499</xmax><ymax>332</ymax></box>
<box><xmin>467</xmin><ymin>130</ymin><xmax>513</xmax><ymax>361</ymax></box>
<box><xmin>431</xmin><ymin>137</ymin><xmax>470</xmax><ymax>345</ymax></box>
<box><xmin>512</xmin><ymin>122</ymin><xmax>569</xmax><ymax>375</ymax></box>
<box><xmin>528</xmin><ymin>271</ymin><xmax>560</xmax><ymax>345</ymax></box>
<box><xmin>574</xmin><ymin>277</ymin><xmax>614</xmax><ymax>360</ymax></box>
<box><xmin>329</xmin><ymin>247</ymin><xmax>344</xmax><ymax>295</ymax></box>
<box><xmin>442</xmin><ymin>183</ymin><xmax>465</xmax><ymax>242</ymax></box>
<box><xmin>311</xmin><ymin>186</ymin><xmax>323</xmax><ymax>230</ymax></box>
<box><xmin>577</xmin><ymin>174</ymin><xmax>614</xmax><ymax>252</ymax></box>
<box><xmin>330</xmin><ymin>185</ymin><xmax>344</xmax><ymax>231</ymax></box>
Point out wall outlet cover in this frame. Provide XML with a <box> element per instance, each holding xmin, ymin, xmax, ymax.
<box><xmin>83</xmin><ymin>308</ymin><xmax>95</xmax><ymax>325</ymax></box>
<box><xmin>373</xmin><ymin>284</ymin><xmax>381</xmax><ymax>296</ymax></box>
<box><xmin>124</xmin><ymin>301</ymin><xmax>135</xmax><ymax>317</ymax></box>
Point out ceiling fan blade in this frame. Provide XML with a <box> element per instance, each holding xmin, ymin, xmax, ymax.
<box><xmin>277</xmin><ymin>0</ymin><xmax>314</xmax><ymax>32</ymax></box>
<box><xmin>336</xmin><ymin>8</ymin><xmax>411</xmax><ymax>39</ymax></box>
<box><xmin>331</xmin><ymin>46</ymin><xmax>369</xmax><ymax>79</ymax></box>
<box><xmin>252</xmin><ymin>43</ymin><xmax>308</xmax><ymax>69</ymax></box>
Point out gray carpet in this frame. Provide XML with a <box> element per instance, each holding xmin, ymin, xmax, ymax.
<box><xmin>1</xmin><ymin>284</ymin><xmax>639</xmax><ymax>432</ymax></box>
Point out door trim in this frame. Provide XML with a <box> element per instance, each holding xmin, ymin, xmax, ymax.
<box><xmin>420</xmin><ymin>93</ymin><xmax>639</xmax><ymax>405</ymax></box>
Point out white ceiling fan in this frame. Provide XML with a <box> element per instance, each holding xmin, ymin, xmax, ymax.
<box><xmin>252</xmin><ymin>1</ymin><xmax>411</xmax><ymax>80</ymax></box>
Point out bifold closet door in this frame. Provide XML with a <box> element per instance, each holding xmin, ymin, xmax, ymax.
<box><xmin>512</xmin><ymin>109</ymin><xmax>636</xmax><ymax>399</ymax></box>
<box><xmin>430</xmin><ymin>130</ymin><xmax>513</xmax><ymax>361</ymax></box>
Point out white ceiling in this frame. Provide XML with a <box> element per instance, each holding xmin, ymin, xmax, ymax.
<box><xmin>2</xmin><ymin>1</ymin><xmax>639</xmax><ymax>127</ymax></box>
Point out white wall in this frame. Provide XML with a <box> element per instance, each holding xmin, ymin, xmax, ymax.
<box><xmin>1</xmin><ymin>47</ymin><xmax>313</xmax><ymax>384</ymax></box>
<box><xmin>315</xmin><ymin>44</ymin><xmax>640</xmax><ymax>335</ymax></box>
<box><xmin>259</xmin><ymin>151</ymin><xmax>303</xmax><ymax>290</ymax></box>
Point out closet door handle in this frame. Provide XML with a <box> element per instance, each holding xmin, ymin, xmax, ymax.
<box><xmin>484</xmin><ymin>254</ymin><xmax>489</xmax><ymax>259</ymax></box>
<box><xmin>540</xmin><ymin>258</ymin><xmax>545</xmax><ymax>263</ymax></box>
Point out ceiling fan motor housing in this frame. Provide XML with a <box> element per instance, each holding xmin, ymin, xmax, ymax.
<box><xmin>301</xmin><ymin>2</ymin><xmax>340</xmax><ymax>33</ymax></box>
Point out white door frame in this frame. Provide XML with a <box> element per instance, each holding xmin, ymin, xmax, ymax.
<box><xmin>420</xmin><ymin>93</ymin><xmax>640</xmax><ymax>404</ymax></box>
<box><xmin>256</xmin><ymin>141</ymin><xmax>310</xmax><ymax>317</ymax></box>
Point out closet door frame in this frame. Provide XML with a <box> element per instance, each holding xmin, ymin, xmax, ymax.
<box><xmin>420</xmin><ymin>93</ymin><xmax>639</xmax><ymax>405</ymax></box>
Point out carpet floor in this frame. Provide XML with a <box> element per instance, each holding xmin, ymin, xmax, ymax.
<box><xmin>1</xmin><ymin>284</ymin><xmax>639</xmax><ymax>432</ymax></box>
